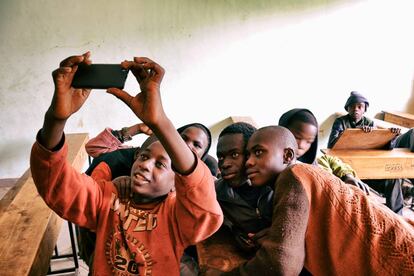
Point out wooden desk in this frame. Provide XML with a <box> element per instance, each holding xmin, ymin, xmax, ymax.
<box><xmin>383</xmin><ymin>110</ymin><xmax>414</xmax><ymax>128</ymax></box>
<box><xmin>0</xmin><ymin>133</ymin><xmax>89</xmax><ymax>276</ymax></box>
<box><xmin>322</xmin><ymin>148</ymin><xmax>414</xmax><ymax>179</ymax></box>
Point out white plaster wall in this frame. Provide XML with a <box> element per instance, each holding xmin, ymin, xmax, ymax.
<box><xmin>1</xmin><ymin>0</ymin><xmax>414</xmax><ymax>178</ymax></box>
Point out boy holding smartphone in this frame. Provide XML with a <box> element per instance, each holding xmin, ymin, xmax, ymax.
<box><xmin>30</xmin><ymin>52</ymin><xmax>223</xmax><ymax>275</ymax></box>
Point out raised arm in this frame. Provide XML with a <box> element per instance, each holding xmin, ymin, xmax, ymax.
<box><xmin>31</xmin><ymin>52</ymin><xmax>107</xmax><ymax>229</ymax></box>
<box><xmin>85</xmin><ymin>123</ymin><xmax>152</xmax><ymax>157</ymax></box>
<box><xmin>107</xmin><ymin>57</ymin><xmax>195</xmax><ymax>174</ymax></box>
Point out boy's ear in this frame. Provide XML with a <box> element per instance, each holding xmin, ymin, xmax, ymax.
<box><xmin>283</xmin><ymin>148</ymin><xmax>295</xmax><ymax>164</ymax></box>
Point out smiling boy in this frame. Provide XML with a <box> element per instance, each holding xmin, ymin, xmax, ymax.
<box><xmin>223</xmin><ymin>126</ymin><xmax>414</xmax><ymax>275</ymax></box>
<box><xmin>214</xmin><ymin>122</ymin><xmax>274</xmax><ymax>252</ymax></box>
<box><xmin>30</xmin><ymin>53</ymin><xmax>222</xmax><ymax>275</ymax></box>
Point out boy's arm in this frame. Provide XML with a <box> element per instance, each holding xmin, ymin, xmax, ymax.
<box><xmin>317</xmin><ymin>155</ymin><xmax>370</xmax><ymax>194</ymax></box>
<box><xmin>85</xmin><ymin>123</ymin><xmax>152</xmax><ymax>158</ymax></box>
<box><xmin>85</xmin><ymin>128</ymin><xmax>127</xmax><ymax>157</ymax></box>
<box><xmin>107</xmin><ymin>57</ymin><xmax>195</xmax><ymax>174</ymax></box>
<box><xmin>174</xmin><ymin>160</ymin><xmax>223</xmax><ymax>247</ymax></box>
<box><xmin>31</xmin><ymin>52</ymin><xmax>105</xmax><ymax>229</ymax></box>
<box><xmin>223</xmin><ymin>170</ymin><xmax>309</xmax><ymax>276</ymax></box>
<box><xmin>327</xmin><ymin>118</ymin><xmax>344</xmax><ymax>149</ymax></box>
<box><xmin>31</xmin><ymin>137</ymin><xmax>105</xmax><ymax>230</ymax></box>
<box><xmin>317</xmin><ymin>154</ymin><xmax>355</xmax><ymax>179</ymax></box>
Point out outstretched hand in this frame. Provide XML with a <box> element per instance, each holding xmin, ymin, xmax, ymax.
<box><xmin>40</xmin><ymin>52</ymin><xmax>92</xmax><ymax>150</ymax></box>
<box><xmin>49</xmin><ymin>52</ymin><xmax>92</xmax><ymax>121</ymax></box>
<box><xmin>107</xmin><ymin>57</ymin><xmax>166</xmax><ymax>128</ymax></box>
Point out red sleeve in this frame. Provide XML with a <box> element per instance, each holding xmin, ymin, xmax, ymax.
<box><xmin>90</xmin><ymin>162</ymin><xmax>113</xmax><ymax>181</ymax></box>
<box><xmin>30</xmin><ymin>137</ymin><xmax>108</xmax><ymax>231</ymax></box>
<box><xmin>173</xmin><ymin>158</ymin><xmax>223</xmax><ymax>247</ymax></box>
<box><xmin>85</xmin><ymin>128</ymin><xmax>130</xmax><ymax>158</ymax></box>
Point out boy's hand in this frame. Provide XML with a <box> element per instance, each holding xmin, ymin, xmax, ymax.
<box><xmin>342</xmin><ymin>174</ymin><xmax>370</xmax><ymax>195</ymax></box>
<box><xmin>129</xmin><ymin>123</ymin><xmax>153</xmax><ymax>136</ymax></box>
<box><xmin>108</xmin><ymin>56</ymin><xmax>195</xmax><ymax>174</ymax></box>
<box><xmin>248</xmin><ymin>227</ymin><xmax>270</xmax><ymax>248</ymax></box>
<box><xmin>40</xmin><ymin>52</ymin><xmax>92</xmax><ymax>149</ymax></box>
<box><xmin>49</xmin><ymin>52</ymin><xmax>92</xmax><ymax>121</ymax></box>
<box><xmin>107</xmin><ymin>57</ymin><xmax>166</xmax><ymax>128</ymax></box>
<box><xmin>389</xmin><ymin>127</ymin><xmax>401</xmax><ymax>135</ymax></box>
<box><xmin>361</xmin><ymin>126</ymin><xmax>373</xmax><ymax>132</ymax></box>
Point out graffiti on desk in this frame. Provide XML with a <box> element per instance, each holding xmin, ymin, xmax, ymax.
<box><xmin>384</xmin><ymin>163</ymin><xmax>403</xmax><ymax>172</ymax></box>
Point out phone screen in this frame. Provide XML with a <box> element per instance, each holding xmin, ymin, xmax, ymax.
<box><xmin>72</xmin><ymin>64</ymin><xmax>129</xmax><ymax>89</ymax></box>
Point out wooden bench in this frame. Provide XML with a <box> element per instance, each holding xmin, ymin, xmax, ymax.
<box><xmin>0</xmin><ymin>133</ymin><xmax>89</xmax><ymax>276</ymax></box>
<box><xmin>383</xmin><ymin>110</ymin><xmax>414</xmax><ymax>128</ymax></box>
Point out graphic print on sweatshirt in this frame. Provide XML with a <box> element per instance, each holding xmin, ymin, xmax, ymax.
<box><xmin>106</xmin><ymin>193</ymin><xmax>158</xmax><ymax>275</ymax></box>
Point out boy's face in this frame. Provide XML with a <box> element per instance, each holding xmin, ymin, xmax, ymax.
<box><xmin>130</xmin><ymin>141</ymin><xmax>175</xmax><ymax>199</ymax></box>
<box><xmin>347</xmin><ymin>102</ymin><xmax>366</xmax><ymax>122</ymax></box>
<box><xmin>245</xmin><ymin>129</ymin><xmax>287</xmax><ymax>187</ymax></box>
<box><xmin>181</xmin><ymin>126</ymin><xmax>209</xmax><ymax>159</ymax></box>
<box><xmin>287</xmin><ymin>120</ymin><xmax>317</xmax><ymax>158</ymax></box>
<box><xmin>217</xmin><ymin>133</ymin><xmax>246</xmax><ymax>187</ymax></box>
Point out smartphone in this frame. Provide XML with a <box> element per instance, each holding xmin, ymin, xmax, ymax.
<box><xmin>72</xmin><ymin>64</ymin><xmax>129</xmax><ymax>89</ymax></box>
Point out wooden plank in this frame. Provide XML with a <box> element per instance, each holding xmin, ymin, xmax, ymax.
<box><xmin>383</xmin><ymin>110</ymin><xmax>414</xmax><ymax>128</ymax></box>
<box><xmin>197</xmin><ymin>227</ymin><xmax>250</xmax><ymax>274</ymax></box>
<box><xmin>323</xmin><ymin>148</ymin><xmax>414</xmax><ymax>179</ymax></box>
<box><xmin>372</xmin><ymin>118</ymin><xmax>409</xmax><ymax>133</ymax></box>
<box><xmin>0</xmin><ymin>133</ymin><xmax>89</xmax><ymax>276</ymax></box>
<box><xmin>332</xmin><ymin>129</ymin><xmax>397</xmax><ymax>150</ymax></box>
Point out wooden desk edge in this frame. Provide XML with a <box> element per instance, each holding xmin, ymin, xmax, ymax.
<box><xmin>0</xmin><ymin>133</ymin><xmax>89</xmax><ymax>276</ymax></box>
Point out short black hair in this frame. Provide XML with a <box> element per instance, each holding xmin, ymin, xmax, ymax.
<box><xmin>219</xmin><ymin>122</ymin><xmax>257</xmax><ymax>145</ymax></box>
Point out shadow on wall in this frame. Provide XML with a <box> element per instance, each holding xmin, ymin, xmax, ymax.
<box><xmin>405</xmin><ymin>78</ymin><xmax>414</xmax><ymax>114</ymax></box>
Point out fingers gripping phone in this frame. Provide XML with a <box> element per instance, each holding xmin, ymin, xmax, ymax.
<box><xmin>72</xmin><ymin>64</ymin><xmax>129</xmax><ymax>89</ymax></box>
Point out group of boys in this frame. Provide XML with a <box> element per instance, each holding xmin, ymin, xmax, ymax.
<box><xmin>30</xmin><ymin>53</ymin><xmax>414</xmax><ymax>275</ymax></box>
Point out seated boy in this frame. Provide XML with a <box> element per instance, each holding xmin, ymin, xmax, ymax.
<box><xmin>221</xmin><ymin>126</ymin><xmax>414</xmax><ymax>275</ymax></box>
<box><xmin>30</xmin><ymin>53</ymin><xmax>223</xmax><ymax>275</ymax></box>
<box><xmin>327</xmin><ymin>91</ymin><xmax>409</xmax><ymax>213</ymax></box>
<box><xmin>327</xmin><ymin>91</ymin><xmax>376</xmax><ymax>148</ymax></box>
<box><xmin>215</xmin><ymin>122</ymin><xmax>272</xmax><ymax>252</ymax></box>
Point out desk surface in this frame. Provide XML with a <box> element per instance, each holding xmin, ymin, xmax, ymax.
<box><xmin>0</xmin><ymin>133</ymin><xmax>89</xmax><ymax>276</ymax></box>
<box><xmin>322</xmin><ymin>148</ymin><xmax>414</xmax><ymax>179</ymax></box>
